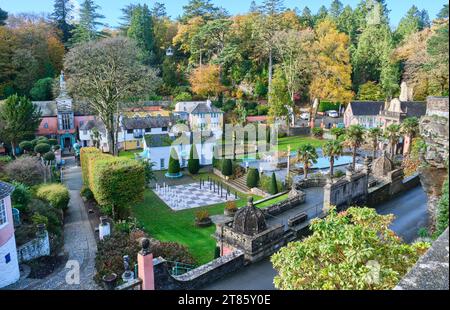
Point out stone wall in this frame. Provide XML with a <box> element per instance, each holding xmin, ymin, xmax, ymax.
<box><xmin>367</xmin><ymin>173</ymin><xmax>420</xmax><ymax>208</ymax></box>
<box><xmin>17</xmin><ymin>230</ymin><xmax>50</xmax><ymax>263</ymax></box>
<box><xmin>288</xmin><ymin>127</ymin><xmax>311</xmax><ymax>136</ymax></box>
<box><xmin>323</xmin><ymin>171</ymin><xmax>368</xmax><ymax>209</ymax></box>
<box><xmin>153</xmin><ymin>250</ymin><xmax>245</xmax><ymax>290</ymax></box>
<box><xmin>263</xmin><ymin>192</ymin><xmax>306</xmax><ymax>216</ymax></box>
<box><xmin>419</xmin><ymin>96</ymin><xmax>449</xmax><ymax>229</ymax></box>
<box><xmin>296</xmin><ymin>177</ymin><xmax>328</xmax><ymax>189</ymax></box>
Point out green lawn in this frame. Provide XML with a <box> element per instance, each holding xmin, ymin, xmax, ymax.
<box><xmin>275</xmin><ymin>135</ymin><xmax>327</xmax><ymax>152</ymax></box>
<box><xmin>118</xmin><ymin>150</ymin><xmax>141</xmax><ymax>159</ymax></box>
<box><xmin>132</xmin><ymin>170</ymin><xmax>262</xmax><ymax>265</ymax></box>
<box><xmin>254</xmin><ymin>193</ymin><xmax>289</xmax><ymax>208</ymax></box>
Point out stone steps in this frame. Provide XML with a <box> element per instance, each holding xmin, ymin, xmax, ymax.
<box><xmin>227</xmin><ymin>176</ymin><xmax>250</xmax><ymax>193</ymax></box>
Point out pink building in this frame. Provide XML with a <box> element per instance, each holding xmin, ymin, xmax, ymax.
<box><xmin>0</xmin><ymin>181</ymin><xmax>19</xmax><ymax>288</ymax></box>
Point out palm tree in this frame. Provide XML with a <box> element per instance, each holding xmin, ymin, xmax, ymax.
<box><xmin>401</xmin><ymin>117</ymin><xmax>419</xmax><ymax>155</ymax></box>
<box><xmin>322</xmin><ymin>140</ymin><xmax>343</xmax><ymax>177</ymax></box>
<box><xmin>384</xmin><ymin>124</ymin><xmax>402</xmax><ymax>160</ymax></box>
<box><xmin>345</xmin><ymin>125</ymin><xmax>365</xmax><ymax>171</ymax></box>
<box><xmin>366</xmin><ymin>127</ymin><xmax>382</xmax><ymax>160</ymax></box>
<box><xmin>297</xmin><ymin>143</ymin><xmax>318</xmax><ymax>179</ymax></box>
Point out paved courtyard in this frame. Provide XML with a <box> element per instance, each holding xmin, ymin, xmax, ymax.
<box><xmin>153</xmin><ymin>181</ymin><xmax>238</xmax><ymax>211</ymax></box>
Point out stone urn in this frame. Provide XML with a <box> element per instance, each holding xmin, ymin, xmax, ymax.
<box><xmin>102</xmin><ymin>273</ymin><xmax>117</xmax><ymax>290</ymax></box>
<box><xmin>195</xmin><ymin>217</ymin><xmax>213</xmax><ymax>228</ymax></box>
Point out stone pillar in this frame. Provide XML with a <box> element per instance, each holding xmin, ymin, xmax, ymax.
<box><xmin>137</xmin><ymin>238</ymin><xmax>155</xmax><ymax>290</ymax></box>
<box><xmin>99</xmin><ymin>216</ymin><xmax>110</xmax><ymax>240</ymax></box>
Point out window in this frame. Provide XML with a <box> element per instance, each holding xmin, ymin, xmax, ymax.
<box><xmin>127</xmin><ymin>129</ymin><xmax>134</xmax><ymax>134</ymax></box>
<box><xmin>79</xmin><ymin>121</ymin><xmax>84</xmax><ymax>126</ymax></box>
<box><xmin>145</xmin><ymin>128</ymin><xmax>151</xmax><ymax>133</ymax></box>
<box><xmin>160</xmin><ymin>158</ymin><xmax>165</xmax><ymax>169</ymax></box>
<box><xmin>61</xmin><ymin>113</ymin><xmax>72</xmax><ymax>130</ymax></box>
<box><xmin>162</xmin><ymin>127</ymin><xmax>168</xmax><ymax>132</ymax></box>
<box><xmin>0</xmin><ymin>198</ymin><xmax>7</xmax><ymax>227</ymax></box>
<box><xmin>44</xmin><ymin>123</ymin><xmax>49</xmax><ymax>129</ymax></box>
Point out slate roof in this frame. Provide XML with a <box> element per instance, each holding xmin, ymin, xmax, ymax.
<box><xmin>79</xmin><ymin>119</ymin><xmax>106</xmax><ymax>133</ymax></box>
<box><xmin>0</xmin><ymin>181</ymin><xmax>15</xmax><ymax>200</ymax></box>
<box><xmin>191</xmin><ymin>103</ymin><xmax>223</xmax><ymax>114</ymax></box>
<box><xmin>402</xmin><ymin>101</ymin><xmax>427</xmax><ymax>118</ymax></box>
<box><xmin>144</xmin><ymin>134</ymin><xmax>173</xmax><ymax>147</ymax></box>
<box><xmin>33</xmin><ymin>101</ymin><xmax>58</xmax><ymax>117</ymax></box>
<box><xmin>349</xmin><ymin>101</ymin><xmax>384</xmax><ymax>116</ymax></box>
<box><xmin>122</xmin><ymin>116</ymin><xmax>172</xmax><ymax>130</ymax></box>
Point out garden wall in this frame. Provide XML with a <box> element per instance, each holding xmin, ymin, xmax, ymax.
<box><xmin>153</xmin><ymin>250</ymin><xmax>245</xmax><ymax>290</ymax></box>
<box><xmin>17</xmin><ymin>230</ymin><xmax>50</xmax><ymax>263</ymax></box>
<box><xmin>367</xmin><ymin>174</ymin><xmax>421</xmax><ymax>208</ymax></box>
<box><xmin>289</xmin><ymin>127</ymin><xmax>311</xmax><ymax>136</ymax></box>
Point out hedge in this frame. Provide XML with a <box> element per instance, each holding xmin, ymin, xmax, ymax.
<box><xmin>246</xmin><ymin>168</ymin><xmax>260</xmax><ymax>188</ymax></box>
<box><xmin>36</xmin><ymin>183</ymin><xmax>70</xmax><ymax>211</ymax></box>
<box><xmin>318</xmin><ymin>101</ymin><xmax>340</xmax><ymax>112</ymax></box>
<box><xmin>168</xmin><ymin>148</ymin><xmax>181</xmax><ymax>174</ymax></box>
<box><xmin>80</xmin><ymin>147</ymin><xmax>102</xmax><ymax>187</ymax></box>
<box><xmin>269</xmin><ymin>172</ymin><xmax>279</xmax><ymax>195</ymax></box>
<box><xmin>90</xmin><ymin>157</ymin><xmax>145</xmax><ymax>220</ymax></box>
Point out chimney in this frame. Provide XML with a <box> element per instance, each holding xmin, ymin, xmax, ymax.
<box><xmin>206</xmin><ymin>99</ymin><xmax>212</xmax><ymax>109</ymax></box>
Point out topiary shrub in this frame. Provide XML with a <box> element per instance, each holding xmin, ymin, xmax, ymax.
<box><xmin>34</xmin><ymin>143</ymin><xmax>51</xmax><ymax>155</ymax></box>
<box><xmin>246</xmin><ymin>168</ymin><xmax>260</xmax><ymax>188</ymax></box>
<box><xmin>168</xmin><ymin>148</ymin><xmax>180</xmax><ymax>174</ymax></box>
<box><xmin>48</xmin><ymin>138</ymin><xmax>58</xmax><ymax>146</ymax></box>
<box><xmin>36</xmin><ymin>183</ymin><xmax>70</xmax><ymax>211</ymax></box>
<box><xmin>269</xmin><ymin>172</ymin><xmax>279</xmax><ymax>195</ymax></box>
<box><xmin>312</xmin><ymin>127</ymin><xmax>324</xmax><ymax>138</ymax></box>
<box><xmin>43</xmin><ymin>151</ymin><xmax>55</xmax><ymax>162</ymax></box>
<box><xmin>221</xmin><ymin>159</ymin><xmax>233</xmax><ymax>177</ymax></box>
<box><xmin>19</xmin><ymin>141</ymin><xmax>33</xmax><ymax>153</ymax></box>
<box><xmin>188</xmin><ymin>145</ymin><xmax>200</xmax><ymax>174</ymax></box>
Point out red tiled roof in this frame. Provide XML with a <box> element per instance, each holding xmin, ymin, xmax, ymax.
<box><xmin>246</xmin><ymin>116</ymin><xmax>268</xmax><ymax>122</ymax></box>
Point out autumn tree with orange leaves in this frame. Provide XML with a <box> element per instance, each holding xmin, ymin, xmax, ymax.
<box><xmin>189</xmin><ymin>64</ymin><xmax>224</xmax><ymax>99</ymax></box>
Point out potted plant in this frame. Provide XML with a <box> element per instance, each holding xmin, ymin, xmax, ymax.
<box><xmin>102</xmin><ymin>273</ymin><xmax>118</xmax><ymax>290</ymax></box>
<box><xmin>195</xmin><ymin>210</ymin><xmax>212</xmax><ymax>227</ymax></box>
<box><xmin>224</xmin><ymin>201</ymin><xmax>238</xmax><ymax>217</ymax></box>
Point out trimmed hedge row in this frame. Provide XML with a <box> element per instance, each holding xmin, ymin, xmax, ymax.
<box><xmin>318</xmin><ymin>101</ymin><xmax>340</xmax><ymax>112</ymax></box>
<box><xmin>36</xmin><ymin>183</ymin><xmax>70</xmax><ymax>211</ymax></box>
<box><xmin>80</xmin><ymin>147</ymin><xmax>145</xmax><ymax>219</ymax></box>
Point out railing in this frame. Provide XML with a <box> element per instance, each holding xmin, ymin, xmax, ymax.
<box><xmin>115</xmin><ymin>278</ymin><xmax>143</xmax><ymax>290</ymax></box>
<box><xmin>167</xmin><ymin>261</ymin><xmax>196</xmax><ymax>276</ymax></box>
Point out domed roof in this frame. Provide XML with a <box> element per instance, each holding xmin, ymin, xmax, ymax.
<box><xmin>372</xmin><ymin>152</ymin><xmax>394</xmax><ymax>178</ymax></box>
<box><xmin>232</xmin><ymin>197</ymin><xmax>267</xmax><ymax>236</ymax></box>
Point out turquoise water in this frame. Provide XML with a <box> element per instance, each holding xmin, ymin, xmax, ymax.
<box><xmin>294</xmin><ymin>155</ymin><xmax>353</xmax><ymax>169</ymax></box>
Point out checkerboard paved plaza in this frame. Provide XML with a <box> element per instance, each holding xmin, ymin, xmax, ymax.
<box><xmin>154</xmin><ymin>182</ymin><xmax>238</xmax><ymax>211</ymax></box>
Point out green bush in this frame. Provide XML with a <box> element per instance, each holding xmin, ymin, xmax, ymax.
<box><xmin>261</xmin><ymin>174</ymin><xmax>283</xmax><ymax>194</ymax></box>
<box><xmin>34</xmin><ymin>143</ymin><xmax>51</xmax><ymax>154</ymax></box>
<box><xmin>269</xmin><ymin>172</ymin><xmax>279</xmax><ymax>195</ymax></box>
<box><xmin>80</xmin><ymin>147</ymin><xmax>102</xmax><ymax>187</ymax></box>
<box><xmin>30</xmin><ymin>77</ymin><xmax>53</xmax><ymax>101</ymax></box>
<box><xmin>48</xmin><ymin>138</ymin><xmax>58</xmax><ymax>146</ymax></box>
<box><xmin>221</xmin><ymin>159</ymin><xmax>233</xmax><ymax>177</ymax></box>
<box><xmin>174</xmin><ymin>92</ymin><xmax>192</xmax><ymax>103</ymax></box>
<box><xmin>318</xmin><ymin>101</ymin><xmax>340</xmax><ymax>112</ymax></box>
<box><xmin>11</xmin><ymin>181</ymin><xmax>32</xmax><ymax>213</ymax></box>
<box><xmin>31</xmin><ymin>213</ymin><xmax>48</xmax><ymax>227</ymax></box>
<box><xmin>435</xmin><ymin>177</ymin><xmax>449</xmax><ymax>237</ymax></box>
<box><xmin>312</xmin><ymin>127</ymin><xmax>324</xmax><ymax>138</ymax></box>
<box><xmin>43</xmin><ymin>151</ymin><xmax>55</xmax><ymax>162</ymax></box>
<box><xmin>188</xmin><ymin>145</ymin><xmax>200</xmax><ymax>174</ymax></box>
<box><xmin>81</xmin><ymin>186</ymin><xmax>94</xmax><ymax>201</ymax></box>
<box><xmin>29</xmin><ymin>199</ymin><xmax>63</xmax><ymax>237</ymax></box>
<box><xmin>36</xmin><ymin>183</ymin><xmax>70</xmax><ymax>211</ymax></box>
<box><xmin>246</xmin><ymin>168</ymin><xmax>260</xmax><ymax>188</ymax></box>
<box><xmin>168</xmin><ymin>148</ymin><xmax>180</xmax><ymax>174</ymax></box>
<box><xmin>330</xmin><ymin>127</ymin><xmax>346</xmax><ymax>138</ymax></box>
<box><xmin>19</xmin><ymin>141</ymin><xmax>33</xmax><ymax>152</ymax></box>
<box><xmin>91</xmin><ymin>157</ymin><xmax>145</xmax><ymax>220</ymax></box>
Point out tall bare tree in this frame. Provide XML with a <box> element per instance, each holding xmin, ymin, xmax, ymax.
<box><xmin>64</xmin><ymin>37</ymin><xmax>160</xmax><ymax>155</ymax></box>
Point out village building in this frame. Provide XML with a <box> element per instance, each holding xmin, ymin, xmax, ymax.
<box><xmin>173</xmin><ymin>100</ymin><xmax>224</xmax><ymax>135</ymax></box>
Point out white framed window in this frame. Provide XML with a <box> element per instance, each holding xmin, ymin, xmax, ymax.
<box><xmin>0</xmin><ymin>198</ymin><xmax>8</xmax><ymax>227</ymax></box>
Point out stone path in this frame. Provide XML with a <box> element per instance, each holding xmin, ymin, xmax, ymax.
<box><xmin>8</xmin><ymin>157</ymin><xmax>99</xmax><ymax>290</ymax></box>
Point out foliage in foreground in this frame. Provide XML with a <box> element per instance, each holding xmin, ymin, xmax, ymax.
<box><xmin>271</xmin><ymin>207</ymin><xmax>430</xmax><ymax>290</ymax></box>
<box><xmin>36</xmin><ymin>183</ymin><xmax>70</xmax><ymax>211</ymax></box>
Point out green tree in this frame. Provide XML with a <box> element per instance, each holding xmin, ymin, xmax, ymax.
<box><xmin>0</xmin><ymin>95</ymin><xmax>42</xmax><ymax>157</ymax></box>
<box><xmin>329</xmin><ymin>0</ymin><xmax>343</xmax><ymax>20</ymax></box>
<box><xmin>268</xmin><ymin>68</ymin><xmax>290</xmax><ymax>128</ymax></box>
<box><xmin>0</xmin><ymin>7</ymin><xmax>7</xmax><ymax>26</ymax></box>
<box><xmin>437</xmin><ymin>4</ymin><xmax>449</xmax><ymax>19</ymax></box>
<box><xmin>30</xmin><ymin>77</ymin><xmax>54</xmax><ymax>101</ymax></box>
<box><xmin>395</xmin><ymin>6</ymin><xmax>423</xmax><ymax>43</ymax></box>
<box><xmin>345</xmin><ymin>125</ymin><xmax>365</xmax><ymax>170</ymax></box>
<box><xmin>34</xmin><ymin>143</ymin><xmax>51</xmax><ymax>155</ymax></box>
<box><xmin>357</xmin><ymin>81</ymin><xmax>384</xmax><ymax>100</ymax></box>
<box><xmin>127</xmin><ymin>4</ymin><xmax>155</xmax><ymax>65</ymax></box>
<box><xmin>315</xmin><ymin>5</ymin><xmax>329</xmax><ymax>24</ymax></box>
<box><xmin>299</xmin><ymin>7</ymin><xmax>314</xmax><ymax>28</ymax></box>
<box><xmin>19</xmin><ymin>141</ymin><xmax>33</xmax><ymax>153</ymax></box>
<box><xmin>384</xmin><ymin>124</ymin><xmax>401</xmax><ymax>160</ymax></box>
<box><xmin>70</xmin><ymin>0</ymin><xmax>105</xmax><ymax>45</ymax></box>
<box><xmin>168</xmin><ymin>148</ymin><xmax>181</xmax><ymax>174</ymax></box>
<box><xmin>366</xmin><ymin>127</ymin><xmax>382</xmax><ymax>159</ymax></box>
<box><xmin>296</xmin><ymin>143</ymin><xmax>318</xmax><ymax>179</ymax></box>
<box><xmin>51</xmin><ymin>0</ymin><xmax>74</xmax><ymax>43</ymax></box>
<box><xmin>181</xmin><ymin>0</ymin><xmax>227</xmax><ymax>22</ymax></box>
<box><xmin>322</xmin><ymin>140</ymin><xmax>343</xmax><ymax>177</ymax></box>
<box><xmin>269</xmin><ymin>172</ymin><xmax>279</xmax><ymax>195</ymax></box>
<box><xmin>188</xmin><ymin>145</ymin><xmax>200</xmax><ymax>174</ymax></box>
<box><xmin>271</xmin><ymin>207</ymin><xmax>429</xmax><ymax>290</ymax></box>
<box><xmin>426</xmin><ymin>24</ymin><xmax>449</xmax><ymax>96</ymax></box>
<box><xmin>401</xmin><ymin>117</ymin><xmax>419</xmax><ymax>155</ymax></box>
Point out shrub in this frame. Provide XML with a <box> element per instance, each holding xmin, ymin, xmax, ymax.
<box><xmin>81</xmin><ymin>186</ymin><xmax>94</xmax><ymax>201</ymax></box>
<box><xmin>168</xmin><ymin>148</ymin><xmax>180</xmax><ymax>174</ymax></box>
<box><xmin>246</xmin><ymin>168</ymin><xmax>260</xmax><ymax>188</ymax></box>
<box><xmin>43</xmin><ymin>151</ymin><xmax>55</xmax><ymax>162</ymax></box>
<box><xmin>53</xmin><ymin>145</ymin><xmax>61</xmax><ymax>151</ymax></box>
<box><xmin>91</xmin><ymin>157</ymin><xmax>145</xmax><ymax>220</ymax></box>
<box><xmin>225</xmin><ymin>200</ymin><xmax>237</xmax><ymax>212</ymax></box>
<box><xmin>141</xmin><ymin>160</ymin><xmax>156</xmax><ymax>185</ymax></box>
<box><xmin>261</xmin><ymin>174</ymin><xmax>283</xmax><ymax>194</ymax></box>
<box><xmin>330</xmin><ymin>127</ymin><xmax>346</xmax><ymax>138</ymax></box>
<box><xmin>269</xmin><ymin>172</ymin><xmax>279</xmax><ymax>195</ymax></box>
<box><xmin>188</xmin><ymin>145</ymin><xmax>200</xmax><ymax>174</ymax></box>
<box><xmin>34</xmin><ymin>143</ymin><xmax>51</xmax><ymax>154</ymax></box>
<box><xmin>4</xmin><ymin>155</ymin><xmax>45</xmax><ymax>186</ymax></box>
<box><xmin>334</xmin><ymin>170</ymin><xmax>345</xmax><ymax>178</ymax></box>
<box><xmin>11</xmin><ymin>181</ymin><xmax>32</xmax><ymax>213</ymax></box>
<box><xmin>48</xmin><ymin>138</ymin><xmax>58</xmax><ymax>146</ymax></box>
<box><xmin>312</xmin><ymin>127</ymin><xmax>324</xmax><ymax>138</ymax></box>
<box><xmin>31</xmin><ymin>213</ymin><xmax>48</xmax><ymax>227</ymax></box>
<box><xmin>318</xmin><ymin>101</ymin><xmax>340</xmax><ymax>112</ymax></box>
<box><xmin>435</xmin><ymin>177</ymin><xmax>449</xmax><ymax>237</ymax></box>
<box><xmin>80</xmin><ymin>147</ymin><xmax>102</xmax><ymax>187</ymax></box>
<box><xmin>36</xmin><ymin>183</ymin><xmax>70</xmax><ymax>211</ymax></box>
<box><xmin>29</xmin><ymin>199</ymin><xmax>63</xmax><ymax>237</ymax></box>
<box><xmin>174</xmin><ymin>92</ymin><xmax>192</xmax><ymax>103</ymax></box>
<box><xmin>19</xmin><ymin>141</ymin><xmax>33</xmax><ymax>153</ymax></box>
<box><xmin>221</xmin><ymin>159</ymin><xmax>233</xmax><ymax>177</ymax></box>
<box><xmin>195</xmin><ymin>210</ymin><xmax>210</xmax><ymax>221</ymax></box>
